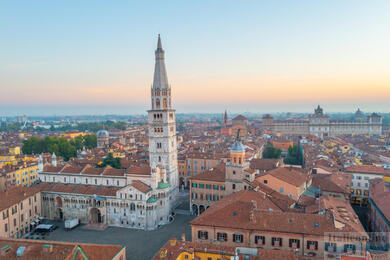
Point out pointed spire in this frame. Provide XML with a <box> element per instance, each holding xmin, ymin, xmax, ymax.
<box><xmin>157</xmin><ymin>34</ymin><xmax>162</xmax><ymax>50</ymax></box>
<box><xmin>152</xmin><ymin>34</ymin><xmax>169</xmax><ymax>91</ymax></box>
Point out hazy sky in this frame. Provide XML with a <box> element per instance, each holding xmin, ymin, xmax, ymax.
<box><xmin>1</xmin><ymin>1</ymin><xmax>390</xmax><ymax>116</ymax></box>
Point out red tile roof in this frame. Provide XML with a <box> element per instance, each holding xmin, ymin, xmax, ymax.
<box><xmin>260</xmin><ymin>167</ymin><xmax>310</xmax><ymax>187</ymax></box>
<box><xmin>0</xmin><ymin>186</ymin><xmax>40</xmax><ymax>211</ymax></box>
<box><xmin>189</xmin><ymin>164</ymin><xmax>226</xmax><ymax>182</ymax></box>
<box><xmin>0</xmin><ymin>238</ymin><xmax>124</xmax><ymax>260</ymax></box>
<box><xmin>345</xmin><ymin>165</ymin><xmax>390</xmax><ymax>176</ymax></box>
<box><xmin>250</xmin><ymin>158</ymin><xmax>282</xmax><ymax>171</ymax></box>
<box><xmin>127</xmin><ymin>165</ymin><xmax>151</xmax><ymax>176</ymax></box>
<box><xmin>130</xmin><ymin>180</ymin><xmax>151</xmax><ymax>193</ymax></box>
<box><xmin>190</xmin><ymin>190</ymin><xmax>339</xmax><ymax>236</ymax></box>
<box><xmin>35</xmin><ymin>182</ymin><xmax>119</xmax><ymax>197</ymax></box>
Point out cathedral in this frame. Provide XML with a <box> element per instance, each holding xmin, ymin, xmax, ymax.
<box><xmin>36</xmin><ymin>35</ymin><xmax>179</xmax><ymax>230</ymax></box>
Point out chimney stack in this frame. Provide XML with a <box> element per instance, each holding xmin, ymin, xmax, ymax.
<box><xmin>181</xmin><ymin>233</ymin><xmax>186</xmax><ymax>241</ymax></box>
<box><xmin>251</xmin><ymin>200</ymin><xmax>257</xmax><ymax>210</ymax></box>
<box><xmin>169</xmin><ymin>238</ymin><xmax>177</xmax><ymax>246</ymax></box>
<box><xmin>42</xmin><ymin>245</ymin><xmax>53</xmax><ymax>253</ymax></box>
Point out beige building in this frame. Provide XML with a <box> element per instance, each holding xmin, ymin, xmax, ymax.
<box><xmin>263</xmin><ymin>106</ymin><xmax>382</xmax><ymax>138</ymax></box>
<box><xmin>0</xmin><ymin>187</ymin><xmax>41</xmax><ymax>238</ymax></box>
<box><xmin>190</xmin><ymin>190</ymin><xmax>369</xmax><ymax>259</ymax></box>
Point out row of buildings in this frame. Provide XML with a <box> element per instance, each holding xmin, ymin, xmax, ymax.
<box><xmin>263</xmin><ymin>105</ymin><xmax>383</xmax><ymax>138</ymax></box>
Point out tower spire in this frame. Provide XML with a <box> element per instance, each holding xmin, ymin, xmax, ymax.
<box><xmin>151</xmin><ymin>34</ymin><xmax>171</xmax><ymax>109</ymax></box>
<box><xmin>157</xmin><ymin>34</ymin><xmax>162</xmax><ymax>50</ymax></box>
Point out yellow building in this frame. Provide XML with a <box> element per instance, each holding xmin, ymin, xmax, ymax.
<box><xmin>6</xmin><ymin>164</ymin><xmax>38</xmax><ymax>187</ymax></box>
<box><xmin>0</xmin><ymin>155</ymin><xmax>17</xmax><ymax>166</ymax></box>
<box><xmin>61</xmin><ymin>131</ymin><xmax>87</xmax><ymax>139</ymax></box>
<box><xmin>8</xmin><ymin>147</ymin><xmax>21</xmax><ymax>155</ymax></box>
<box><xmin>108</xmin><ymin>149</ymin><xmax>126</xmax><ymax>159</ymax></box>
<box><xmin>153</xmin><ymin>238</ymin><xmax>235</xmax><ymax>260</ymax></box>
<box><xmin>153</xmin><ymin>237</ymin><xmax>304</xmax><ymax>260</ymax></box>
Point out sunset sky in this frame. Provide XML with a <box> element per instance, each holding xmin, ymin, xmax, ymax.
<box><xmin>1</xmin><ymin>1</ymin><xmax>390</xmax><ymax>116</ymax></box>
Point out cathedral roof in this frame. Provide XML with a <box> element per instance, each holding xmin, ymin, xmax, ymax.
<box><xmin>232</xmin><ymin>114</ymin><xmax>248</xmax><ymax>121</ymax></box>
<box><xmin>97</xmin><ymin>129</ymin><xmax>109</xmax><ymax>137</ymax></box>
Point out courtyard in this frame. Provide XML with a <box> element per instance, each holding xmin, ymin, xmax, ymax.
<box><xmin>37</xmin><ymin>214</ymin><xmax>195</xmax><ymax>260</ymax></box>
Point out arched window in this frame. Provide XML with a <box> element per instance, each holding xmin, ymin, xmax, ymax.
<box><xmin>156</xmin><ymin>98</ymin><xmax>160</xmax><ymax>109</ymax></box>
<box><xmin>163</xmin><ymin>98</ymin><xmax>167</xmax><ymax>109</ymax></box>
<box><xmin>130</xmin><ymin>203</ymin><xmax>135</xmax><ymax>211</ymax></box>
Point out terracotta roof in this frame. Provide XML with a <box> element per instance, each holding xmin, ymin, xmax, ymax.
<box><xmin>131</xmin><ymin>180</ymin><xmax>151</xmax><ymax>193</ymax></box>
<box><xmin>0</xmin><ymin>186</ymin><xmax>40</xmax><ymax>211</ymax></box>
<box><xmin>35</xmin><ymin>182</ymin><xmax>119</xmax><ymax>197</ymax></box>
<box><xmin>345</xmin><ymin>165</ymin><xmax>390</xmax><ymax>176</ymax></box>
<box><xmin>260</xmin><ymin>167</ymin><xmax>310</xmax><ymax>187</ymax></box>
<box><xmin>127</xmin><ymin>165</ymin><xmax>151</xmax><ymax>176</ymax></box>
<box><xmin>42</xmin><ymin>164</ymin><xmax>63</xmax><ymax>173</ymax></box>
<box><xmin>189</xmin><ymin>164</ymin><xmax>226</xmax><ymax>182</ymax></box>
<box><xmin>0</xmin><ymin>238</ymin><xmax>124</xmax><ymax>260</ymax></box>
<box><xmin>320</xmin><ymin>196</ymin><xmax>367</xmax><ymax>235</ymax></box>
<box><xmin>190</xmin><ymin>190</ymin><xmax>339</xmax><ymax>236</ymax></box>
<box><xmin>250</xmin><ymin>158</ymin><xmax>281</xmax><ymax>171</ymax></box>
<box><xmin>102</xmin><ymin>166</ymin><xmax>126</xmax><ymax>176</ymax></box>
<box><xmin>232</xmin><ymin>115</ymin><xmax>248</xmax><ymax>121</ymax></box>
<box><xmin>60</xmin><ymin>164</ymin><xmax>84</xmax><ymax>174</ymax></box>
<box><xmin>370</xmin><ymin>179</ymin><xmax>390</xmax><ymax>223</ymax></box>
<box><xmin>80</xmin><ymin>164</ymin><xmax>104</xmax><ymax>175</ymax></box>
<box><xmin>248</xmin><ymin>181</ymin><xmax>295</xmax><ymax>210</ymax></box>
<box><xmin>256</xmin><ymin>248</ymin><xmax>306</xmax><ymax>260</ymax></box>
<box><xmin>152</xmin><ymin>239</ymin><xmax>235</xmax><ymax>260</ymax></box>
<box><xmin>312</xmin><ymin>172</ymin><xmax>351</xmax><ymax>194</ymax></box>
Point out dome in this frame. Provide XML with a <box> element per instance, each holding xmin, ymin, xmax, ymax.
<box><xmin>230</xmin><ymin>141</ymin><xmax>245</xmax><ymax>153</ymax></box>
<box><xmin>97</xmin><ymin>129</ymin><xmax>109</xmax><ymax>137</ymax></box>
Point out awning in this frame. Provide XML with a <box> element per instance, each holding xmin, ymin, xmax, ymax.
<box><xmin>38</xmin><ymin>216</ymin><xmax>44</xmax><ymax>220</ymax></box>
<box><xmin>36</xmin><ymin>224</ymin><xmax>53</xmax><ymax>230</ymax></box>
<box><xmin>34</xmin><ymin>218</ymin><xmax>40</xmax><ymax>222</ymax></box>
<box><xmin>95</xmin><ymin>196</ymin><xmax>105</xmax><ymax>201</ymax></box>
<box><xmin>30</xmin><ymin>221</ymin><xmax>36</xmax><ymax>226</ymax></box>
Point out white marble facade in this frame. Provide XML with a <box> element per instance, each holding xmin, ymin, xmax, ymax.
<box><xmin>38</xmin><ymin>36</ymin><xmax>179</xmax><ymax>230</ymax></box>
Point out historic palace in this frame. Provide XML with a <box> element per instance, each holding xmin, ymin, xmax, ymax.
<box><xmin>35</xmin><ymin>35</ymin><xmax>179</xmax><ymax>230</ymax></box>
<box><xmin>262</xmin><ymin>105</ymin><xmax>382</xmax><ymax>138</ymax></box>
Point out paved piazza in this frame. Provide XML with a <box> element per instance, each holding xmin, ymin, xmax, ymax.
<box><xmin>42</xmin><ymin>214</ymin><xmax>195</xmax><ymax>260</ymax></box>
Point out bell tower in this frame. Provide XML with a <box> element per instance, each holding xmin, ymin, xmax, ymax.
<box><xmin>148</xmin><ymin>35</ymin><xmax>179</xmax><ymax>194</ymax></box>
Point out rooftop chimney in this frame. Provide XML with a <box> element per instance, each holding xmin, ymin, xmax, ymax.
<box><xmin>181</xmin><ymin>233</ymin><xmax>186</xmax><ymax>241</ymax></box>
<box><xmin>249</xmin><ymin>211</ymin><xmax>256</xmax><ymax>223</ymax></box>
<box><xmin>251</xmin><ymin>200</ymin><xmax>257</xmax><ymax>210</ymax></box>
<box><xmin>42</xmin><ymin>245</ymin><xmax>53</xmax><ymax>254</ymax></box>
<box><xmin>169</xmin><ymin>238</ymin><xmax>177</xmax><ymax>246</ymax></box>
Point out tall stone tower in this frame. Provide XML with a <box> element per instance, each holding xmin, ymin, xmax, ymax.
<box><xmin>148</xmin><ymin>35</ymin><xmax>179</xmax><ymax>194</ymax></box>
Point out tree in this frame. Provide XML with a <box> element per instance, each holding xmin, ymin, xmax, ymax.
<box><xmin>83</xmin><ymin>134</ymin><xmax>97</xmax><ymax>149</ymax></box>
<box><xmin>284</xmin><ymin>145</ymin><xmax>302</xmax><ymax>165</ymax></box>
<box><xmin>97</xmin><ymin>153</ymin><xmax>122</xmax><ymax>169</ymax></box>
<box><xmin>262</xmin><ymin>146</ymin><xmax>282</xmax><ymax>159</ymax></box>
<box><xmin>70</xmin><ymin>135</ymin><xmax>83</xmax><ymax>151</ymax></box>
